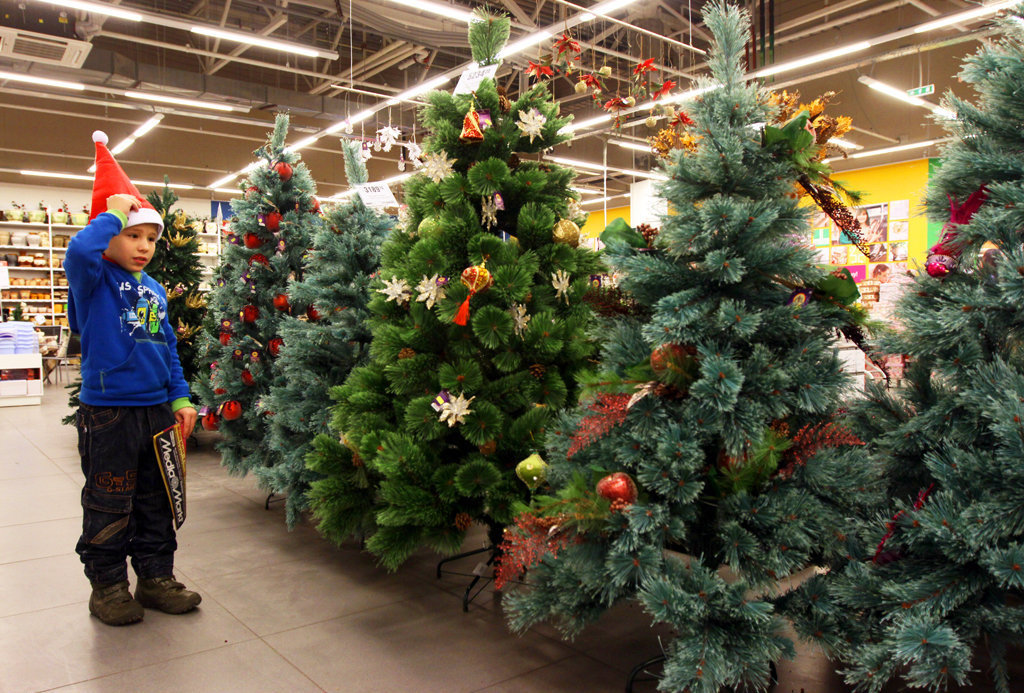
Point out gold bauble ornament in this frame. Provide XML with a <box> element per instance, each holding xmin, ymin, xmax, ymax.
<box><xmin>552</xmin><ymin>219</ymin><xmax>581</xmax><ymax>247</ymax></box>
<box><xmin>417</xmin><ymin>216</ymin><xmax>443</xmax><ymax>238</ymax></box>
<box><xmin>645</xmin><ymin>116</ymin><xmax>658</xmax><ymax>128</ymax></box>
<box><xmin>574</xmin><ymin>80</ymin><xmax>588</xmax><ymax>94</ymax></box>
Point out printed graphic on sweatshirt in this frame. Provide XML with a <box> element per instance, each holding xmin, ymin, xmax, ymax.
<box><xmin>117</xmin><ymin>281</ymin><xmax>166</xmax><ymax>340</ymax></box>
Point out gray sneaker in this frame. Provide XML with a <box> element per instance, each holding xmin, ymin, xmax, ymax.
<box><xmin>134</xmin><ymin>576</ymin><xmax>201</xmax><ymax>614</ymax></box>
<box><xmin>89</xmin><ymin>580</ymin><xmax>144</xmax><ymax>626</ymax></box>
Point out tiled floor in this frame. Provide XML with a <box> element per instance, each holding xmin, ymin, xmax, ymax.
<box><xmin>0</xmin><ymin>383</ymin><xmax>1010</xmax><ymax>692</ymax></box>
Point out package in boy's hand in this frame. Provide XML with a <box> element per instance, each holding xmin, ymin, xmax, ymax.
<box><xmin>153</xmin><ymin>424</ymin><xmax>187</xmax><ymax>529</ymax></box>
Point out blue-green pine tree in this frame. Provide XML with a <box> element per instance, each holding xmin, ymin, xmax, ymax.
<box><xmin>783</xmin><ymin>11</ymin><xmax>1024</xmax><ymax>693</ymax></box>
<box><xmin>259</xmin><ymin>141</ymin><xmax>391</xmax><ymax>527</ymax></box>
<box><xmin>502</xmin><ymin>3</ymin><xmax>874</xmax><ymax>691</ymax></box>
<box><xmin>193</xmin><ymin>113</ymin><xmax>324</xmax><ymax>474</ymax></box>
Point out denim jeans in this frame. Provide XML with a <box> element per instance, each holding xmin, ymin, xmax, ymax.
<box><xmin>75</xmin><ymin>403</ymin><xmax>178</xmax><ymax>585</ymax></box>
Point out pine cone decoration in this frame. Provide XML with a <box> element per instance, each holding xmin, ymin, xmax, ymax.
<box><xmin>398</xmin><ymin>347</ymin><xmax>416</xmax><ymax>359</ymax></box>
<box><xmin>635</xmin><ymin>223</ymin><xmax>659</xmax><ymax>246</ymax></box>
<box><xmin>479</xmin><ymin>440</ymin><xmax>497</xmax><ymax>455</ymax></box>
<box><xmin>454</xmin><ymin>512</ymin><xmax>473</xmax><ymax>531</ymax></box>
<box><xmin>529</xmin><ymin>363</ymin><xmax>547</xmax><ymax>379</ymax></box>
<box><xmin>496</xmin><ymin>86</ymin><xmax>511</xmax><ymax>113</ymax></box>
<box><xmin>609</xmin><ymin>499</ymin><xmax>631</xmax><ymax>513</ymax></box>
<box><xmin>508</xmin><ymin>153</ymin><xmax>521</xmax><ymax>170</ymax></box>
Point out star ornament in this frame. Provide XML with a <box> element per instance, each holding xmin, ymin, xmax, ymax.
<box><xmin>516</xmin><ymin>108</ymin><xmax>547</xmax><ymax>143</ymax></box>
<box><xmin>552</xmin><ymin>269</ymin><xmax>572</xmax><ymax>304</ymax></box>
<box><xmin>439</xmin><ymin>392</ymin><xmax>475</xmax><ymax>427</ymax></box>
<box><xmin>420</xmin><ymin>150</ymin><xmax>456</xmax><ymax>183</ymax></box>
<box><xmin>378</xmin><ymin>276</ymin><xmax>412</xmax><ymax>306</ymax></box>
<box><xmin>415</xmin><ymin>274</ymin><xmax>447</xmax><ymax>309</ymax></box>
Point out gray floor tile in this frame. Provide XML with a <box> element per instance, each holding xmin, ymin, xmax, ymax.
<box><xmin>0</xmin><ymin>516</ymin><xmax>80</xmax><ymax>565</ymax></box>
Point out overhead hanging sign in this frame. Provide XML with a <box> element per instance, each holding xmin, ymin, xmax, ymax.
<box><xmin>907</xmin><ymin>84</ymin><xmax>934</xmax><ymax>97</ymax></box>
<box><xmin>454</xmin><ymin>64</ymin><xmax>499</xmax><ymax>95</ymax></box>
<box><xmin>356</xmin><ymin>182</ymin><xmax>399</xmax><ymax>209</ymax></box>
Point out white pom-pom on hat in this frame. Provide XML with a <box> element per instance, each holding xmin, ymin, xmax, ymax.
<box><xmin>92</xmin><ymin>130</ymin><xmax>108</xmax><ymax>146</ymax></box>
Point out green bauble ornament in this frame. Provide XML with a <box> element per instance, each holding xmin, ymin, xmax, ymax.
<box><xmin>515</xmin><ymin>453</ymin><xmax>548</xmax><ymax>490</ymax></box>
<box><xmin>417</xmin><ymin>216</ymin><xmax>443</xmax><ymax>238</ymax></box>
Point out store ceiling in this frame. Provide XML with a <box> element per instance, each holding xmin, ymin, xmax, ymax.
<box><xmin>0</xmin><ymin>0</ymin><xmax>1002</xmax><ymax>206</ymax></box>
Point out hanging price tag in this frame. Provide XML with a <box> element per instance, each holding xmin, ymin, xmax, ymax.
<box><xmin>454</xmin><ymin>64</ymin><xmax>499</xmax><ymax>95</ymax></box>
<box><xmin>355</xmin><ymin>182</ymin><xmax>399</xmax><ymax>208</ymax></box>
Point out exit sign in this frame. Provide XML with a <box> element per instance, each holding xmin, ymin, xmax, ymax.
<box><xmin>907</xmin><ymin>84</ymin><xmax>935</xmax><ymax>97</ymax></box>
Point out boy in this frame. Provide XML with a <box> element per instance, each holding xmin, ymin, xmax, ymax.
<box><xmin>66</xmin><ymin>130</ymin><xmax>200</xmax><ymax>626</ymax></box>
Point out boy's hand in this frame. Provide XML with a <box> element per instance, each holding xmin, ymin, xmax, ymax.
<box><xmin>175</xmin><ymin>407</ymin><xmax>198</xmax><ymax>439</ymax></box>
<box><xmin>106</xmin><ymin>194</ymin><xmax>139</xmax><ymax>217</ymax></box>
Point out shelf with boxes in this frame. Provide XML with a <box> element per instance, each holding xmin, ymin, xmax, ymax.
<box><xmin>1</xmin><ymin>216</ymin><xmax>76</xmax><ymax>327</ymax></box>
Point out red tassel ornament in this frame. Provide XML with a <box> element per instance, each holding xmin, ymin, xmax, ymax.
<box><xmin>453</xmin><ymin>262</ymin><xmax>493</xmax><ymax>326</ymax></box>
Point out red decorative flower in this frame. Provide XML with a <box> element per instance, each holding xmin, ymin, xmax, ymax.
<box><xmin>579</xmin><ymin>73</ymin><xmax>603</xmax><ymax>90</ymax></box>
<box><xmin>670</xmin><ymin>111</ymin><xmax>696</xmax><ymax>128</ymax></box>
<box><xmin>602</xmin><ymin>96</ymin><xmax>629</xmax><ymax>112</ymax></box>
<box><xmin>633</xmin><ymin>58</ymin><xmax>657</xmax><ymax>75</ymax></box>
<box><xmin>652</xmin><ymin>79</ymin><xmax>677</xmax><ymax>100</ymax></box>
<box><xmin>525</xmin><ymin>61</ymin><xmax>554</xmax><ymax>79</ymax></box>
<box><xmin>554</xmin><ymin>33</ymin><xmax>581</xmax><ymax>56</ymax></box>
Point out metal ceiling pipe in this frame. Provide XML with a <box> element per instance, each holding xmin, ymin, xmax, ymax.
<box><xmin>308</xmin><ymin>40</ymin><xmax>413</xmax><ymax>95</ymax></box>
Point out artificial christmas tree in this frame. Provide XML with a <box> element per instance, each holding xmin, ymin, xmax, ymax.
<box><xmin>146</xmin><ymin>181</ymin><xmax>206</xmax><ymax>384</ymax></box>
<box><xmin>193</xmin><ymin>113</ymin><xmax>323</xmax><ymax>474</ymax></box>
<box><xmin>784</xmin><ymin>12</ymin><xmax>1024</xmax><ymax>692</ymax></box>
<box><xmin>308</xmin><ymin>8</ymin><xmax>600</xmax><ymax>569</ymax></box>
<box><xmin>259</xmin><ymin>141</ymin><xmax>392</xmax><ymax>528</ymax></box>
<box><xmin>501</xmin><ymin>3</ymin><xmax>874</xmax><ymax>691</ymax></box>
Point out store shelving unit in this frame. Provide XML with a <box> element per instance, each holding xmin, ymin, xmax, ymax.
<box><xmin>0</xmin><ymin>352</ymin><xmax>43</xmax><ymax>407</ymax></box>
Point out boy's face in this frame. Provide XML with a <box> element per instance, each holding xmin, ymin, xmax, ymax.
<box><xmin>105</xmin><ymin>223</ymin><xmax>159</xmax><ymax>272</ymax></box>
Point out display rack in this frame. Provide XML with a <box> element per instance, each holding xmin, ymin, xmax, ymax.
<box><xmin>0</xmin><ymin>352</ymin><xmax>43</xmax><ymax>407</ymax></box>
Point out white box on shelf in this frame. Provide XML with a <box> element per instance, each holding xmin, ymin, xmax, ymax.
<box><xmin>26</xmin><ymin>380</ymin><xmax>43</xmax><ymax>396</ymax></box>
<box><xmin>0</xmin><ymin>379</ymin><xmax>27</xmax><ymax>396</ymax></box>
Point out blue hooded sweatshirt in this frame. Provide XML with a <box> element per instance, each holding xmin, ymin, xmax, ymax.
<box><xmin>65</xmin><ymin>211</ymin><xmax>192</xmax><ymax>408</ymax></box>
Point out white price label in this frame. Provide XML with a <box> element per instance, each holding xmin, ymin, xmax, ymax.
<box><xmin>356</xmin><ymin>183</ymin><xmax>399</xmax><ymax>209</ymax></box>
<box><xmin>454</xmin><ymin>64</ymin><xmax>499</xmax><ymax>95</ymax></box>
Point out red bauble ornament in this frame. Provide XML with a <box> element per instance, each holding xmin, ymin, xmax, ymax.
<box><xmin>311</xmin><ymin>198</ymin><xmax>321</xmax><ymax>214</ymax></box>
<box><xmin>268</xmin><ymin>337</ymin><xmax>283</xmax><ymax>356</ymax></box>
<box><xmin>306</xmin><ymin>305</ymin><xmax>321</xmax><ymax>321</ymax></box>
<box><xmin>265</xmin><ymin>211</ymin><xmax>282</xmax><ymax>232</ymax></box>
<box><xmin>274</xmin><ymin>161</ymin><xmax>293</xmax><ymax>182</ymax></box>
<box><xmin>221</xmin><ymin>400</ymin><xmax>243</xmax><ymax>420</ymax></box>
<box><xmin>650</xmin><ymin>343</ymin><xmax>698</xmax><ymax>390</ymax></box>
<box><xmin>596</xmin><ymin>472</ymin><xmax>638</xmax><ymax>505</ymax></box>
<box><xmin>249</xmin><ymin>253</ymin><xmax>270</xmax><ymax>267</ymax></box>
<box><xmin>241</xmin><ymin>370</ymin><xmax>255</xmax><ymax>386</ymax></box>
<box><xmin>273</xmin><ymin>293</ymin><xmax>290</xmax><ymax>311</ymax></box>
<box><xmin>242</xmin><ymin>305</ymin><xmax>259</xmax><ymax>323</ymax></box>
<box><xmin>244</xmin><ymin>233</ymin><xmax>262</xmax><ymax>249</ymax></box>
<box><xmin>201</xmin><ymin>412</ymin><xmax>219</xmax><ymax>431</ymax></box>
<box><xmin>214</xmin><ymin>388</ymin><xmax>226</xmax><ymax>395</ymax></box>
<box><xmin>219</xmin><ymin>332</ymin><xmax>231</xmax><ymax>346</ymax></box>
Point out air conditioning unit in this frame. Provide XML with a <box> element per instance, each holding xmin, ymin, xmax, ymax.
<box><xmin>0</xmin><ymin>27</ymin><xmax>91</xmax><ymax>68</ymax></box>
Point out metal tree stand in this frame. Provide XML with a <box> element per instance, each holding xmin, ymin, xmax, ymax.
<box><xmin>435</xmin><ymin>523</ymin><xmax>505</xmax><ymax>612</ymax></box>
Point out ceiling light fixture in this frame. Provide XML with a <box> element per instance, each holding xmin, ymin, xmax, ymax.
<box><xmin>830</xmin><ymin>137</ymin><xmax>863</xmax><ymax>150</ymax></box>
<box><xmin>857</xmin><ymin>75</ymin><xmax>955</xmax><ymax>119</ymax></box>
<box><xmin>21</xmin><ymin>169</ymin><xmax>193</xmax><ymax>189</ymax></box>
<box><xmin>378</xmin><ymin>0</ymin><xmax>476</xmax><ymax>23</ymax></box>
<box><xmin>752</xmin><ymin>41</ymin><xmax>872</xmax><ymax>78</ymax></box>
<box><xmin>546</xmin><ymin>155</ymin><xmax>667</xmax><ymax>180</ymax></box>
<box><xmin>35</xmin><ymin>0</ymin><xmax>142</xmax><ymax>21</ymax></box>
<box><xmin>581</xmin><ymin>193</ymin><xmax>629</xmax><ymax>205</ymax></box>
<box><xmin>845</xmin><ymin>138</ymin><xmax>950</xmax><ymax>159</ymax></box>
<box><xmin>0</xmin><ymin>70</ymin><xmax>84</xmax><ymax>91</ymax></box>
<box><xmin>497</xmin><ymin>31</ymin><xmax>554</xmax><ymax>60</ymax></box>
<box><xmin>124</xmin><ymin>90</ymin><xmax>241</xmax><ymax>112</ymax></box>
<box><xmin>190</xmin><ymin>26</ymin><xmax>336</xmax><ymax>60</ymax></box>
<box><xmin>385</xmin><ymin>75</ymin><xmax>453</xmax><ymax>106</ymax></box>
<box><xmin>611</xmin><ymin>139</ymin><xmax>651</xmax><ymax>152</ymax></box>
<box><xmin>208</xmin><ymin>172</ymin><xmax>241</xmax><ymax>189</ymax></box>
<box><xmin>913</xmin><ymin>0</ymin><xmax>1017</xmax><ymax>33</ymax></box>
<box><xmin>288</xmin><ymin>134</ymin><xmax>322</xmax><ymax>152</ymax></box>
<box><xmin>88</xmin><ymin>114</ymin><xmax>165</xmax><ymax>171</ymax></box>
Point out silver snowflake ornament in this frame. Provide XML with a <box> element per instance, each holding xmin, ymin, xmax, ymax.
<box><xmin>516</xmin><ymin>108</ymin><xmax>547</xmax><ymax>143</ymax></box>
<box><xmin>439</xmin><ymin>392</ymin><xmax>475</xmax><ymax>427</ymax></box>
<box><xmin>481</xmin><ymin>195</ymin><xmax>499</xmax><ymax>230</ymax></box>
<box><xmin>552</xmin><ymin>269</ymin><xmax>572</xmax><ymax>304</ymax></box>
<box><xmin>510</xmin><ymin>303</ymin><xmax>531</xmax><ymax>337</ymax></box>
<box><xmin>378</xmin><ymin>275</ymin><xmax>411</xmax><ymax>305</ymax></box>
<box><xmin>415</xmin><ymin>273</ymin><xmax>447</xmax><ymax>309</ymax></box>
<box><xmin>420</xmin><ymin>150</ymin><xmax>456</xmax><ymax>183</ymax></box>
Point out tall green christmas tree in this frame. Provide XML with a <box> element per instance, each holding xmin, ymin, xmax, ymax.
<box><xmin>309</xmin><ymin>8</ymin><xmax>600</xmax><ymax>569</ymax></box>
<box><xmin>146</xmin><ymin>181</ymin><xmax>206</xmax><ymax>384</ymax></box>
<box><xmin>193</xmin><ymin>113</ymin><xmax>324</xmax><ymax>474</ymax></box>
<box><xmin>783</xmin><ymin>12</ymin><xmax>1024</xmax><ymax>693</ymax></box>
<box><xmin>259</xmin><ymin>141</ymin><xmax>392</xmax><ymax>528</ymax></box>
<box><xmin>500</xmin><ymin>4</ymin><xmax>874</xmax><ymax>691</ymax></box>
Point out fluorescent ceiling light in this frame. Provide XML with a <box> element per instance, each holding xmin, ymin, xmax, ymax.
<box><xmin>93</xmin><ymin>114</ymin><xmax>165</xmax><ymax>165</ymax></box>
<box><xmin>913</xmin><ymin>1</ymin><xmax>1016</xmax><ymax>33</ymax></box>
<box><xmin>35</xmin><ymin>0</ymin><xmax>142</xmax><ymax>21</ymax></box>
<box><xmin>21</xmin><ymin>170</ymin><xmax>93</xmax><ymax>181</ymax></box>
<box><xmin>213</xmin><ymin>187</ymin><xmax>241</xmax><ymax>195</ymax></box>
<box><xmin>378</xmin><ymin>0</ymin><xmax>475</xmax><ymax>23</ymax></box>
<box><xmin>578</xmin><ymin>0</ymin><xmax>640</xmax><ymax>21</ymax></box>
<box><xmin>753</xmin><ymin>41</ymin><xmax>871</xmax><ymax>78</ymax></box>
<box><xmin>547</xmin><ymin>155</ymin><xmax>667</xmax><ymax>180</ymax></box>
<box><xmin>560</xmin><ymin>113</ymin><xmax>613</xmax><ymax>135</ymax></box>
<box><xmin>0</xmin><ymin>70</ymin><xmax>84</xmax><ymax>91</ymax></box>
<box><xmin>857</xmin><ymin>75</ymin><xmax>955</xmax><ymax>119</ymax></box>
<box><xmin>208</xmin><ymin>172</ymin><xmax>241</xmax><ymax>188</ymax></box>
<box><xmin>830</xmin><ymin>137</ymin><xmax>862</xmax><ymax>150</ymax></box>
<box><xmin>288</xmin><ymin>134</ymin><xmax>322</xmax><ymax>152</ymax></box>
<box><xmin>325</xmin><ymin>109</ymin><xmax>375</xmax><ymax>134</ymax></box>
<box><xmin>386</xmin><ymin>75</ymin><xmax>452</xmax><ymax>105</ymax></box>
<box><xmin>125</xmin><ymin>90</ymin><xmax>240</xmax><ymax>112</ymax></box>
<box><xmin>611</xmin><ymin>139</ymin><xmax>650</xmax><ymax>152</ymax></box>
<box><xmin>547</xmin><ymin>155</ymin><xmax>605</xmax><ymax>172</ymax></box>
<box><xmin>844</xmin><ymin>138</ymin><xmax>949</xmax><ymax>160</ymax></box>
<box><xmin>497</xmin><ymin>31</ymin><xmax>554</xmax><ymax>60</ymax></box>
<box><xmin>379</xmin><ymin>172</ymin><xmax>413</xmax><ymax>185</ymax></box>
<box><xmin>135</xmin><ymin>179</ymin><xmax>195</xmax><ymax>190</ymax></box>
<box><xmin>190</xmin><ymin>26</ymin><xmax>331</xmax><ymax>59</ymax></box>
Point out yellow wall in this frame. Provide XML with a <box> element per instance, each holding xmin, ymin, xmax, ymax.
<box><xmin>806</xmin><ymin>158</ymin><xmax>930</xmax><ymax>283</ymax></box>
<box><xmin>580</xmin><ymin>205</ymin><xmax>629</xmax><ymax>238</ymax></box>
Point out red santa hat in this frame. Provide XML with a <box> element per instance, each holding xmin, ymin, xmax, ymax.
<box><xmin>89</xmin><ymin>130</ymin><xmax>164</xmax><ymax>237</ymax></box>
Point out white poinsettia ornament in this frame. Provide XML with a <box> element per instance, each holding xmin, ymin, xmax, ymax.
<box><xmin>376</xmin><ymin>126</ymin><xmax>402</xmax><ymax>152</ymax></box>
<box><xmin>378</xmin><ymin>276</ymin><xmax>411</xmax><ymax>305</ymax></box>
<box><xmin>510</xmin><ymin>303</ymin><xmax>530</xmax><ymax>337</ymax></box>
<box><xmin>420</xmin><ymin>150</ymin><xmax>456</xmax><ymax>183</ymax></box>
<box><xmin>552</xmin><ymin>269</ymin><xmax>571</xmax><ymax>304</ymax></box>
<box><xmin>516</xmin><ymin>108</ymin><xmax>547</xmax><ymax>143</ymax></box>
<box><xmin>439</xmin><ymin>392</ymin><xmax>475</xmax><ymax>427</ymax></box>
<box><xmin>415</xmin><ymin>274</ymin><xmax>447</xmax><ymax>309</ymax></box>
<box><xmin>567</xmin><ymin>196</ymin><xmax>583</xmax><ymax>220</ymax></box>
